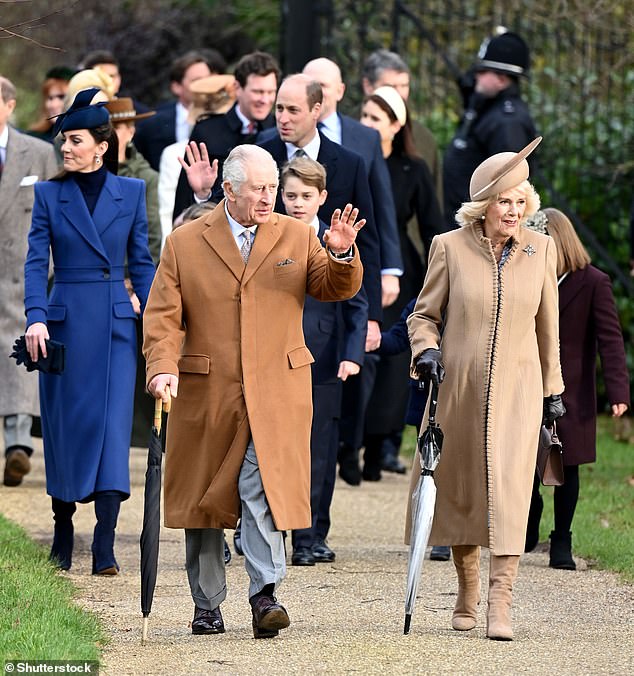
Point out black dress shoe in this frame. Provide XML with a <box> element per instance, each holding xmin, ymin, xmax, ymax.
<box><xmin>251</xmin><ymin>596</ymin><xmax>290</xmax><ymax>639</ymax></box>
<box><xmin>192</xmin><ymin>605</ymin><xmax>225</xmax><ymax>635</ymax></box>
<box><xmin>362</xmin><ymin>465</ymin><xmax>382</xmax><ymax>481</ymax></box>
<box><xmin>338</xmin><ymin>443</ymin><xmax>361</xmax><ymax>486</ymax></box>
<box><xmin>312</xmin><ymin>539</ymin><xmax>335</xmax><ymax>563</ymax></box>
<box><xmin>224</xmin><ymin>537</ymin><xmax>232</xmax><ymax>564</ymax></box>
<box><xmin>381</xmin><ymin>454</ymin><xmax>407</xmax><ymax>474</ymax></box>
<box><xmin>291</xmin><ymin>546</ymin><xmax>315</xmax><ymax>566</ymax></box>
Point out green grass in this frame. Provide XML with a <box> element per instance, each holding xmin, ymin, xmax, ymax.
<box><xmin>402</xmin><ymin>416</ymin><xmax>634</xmax><ymax>582</ymax></box>
<box><xmin>0</xmin><ymin>514</ymin><xmax>106</xmax><ymax>663</ymax></box>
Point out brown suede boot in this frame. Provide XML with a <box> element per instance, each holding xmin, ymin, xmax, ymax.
<box><xmin>486</xmin><ymin>554</ymin><xmax>520</xmax><ymax>640</ymax></box>
<box><xmin>451</xmin><ymin>545</ymin><xmax>481</xmax><ymax>631</ymax></box>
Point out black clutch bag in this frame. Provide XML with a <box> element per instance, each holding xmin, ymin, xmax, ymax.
<box><xmin>10</xmin><ymin>335</ymin><xmax>66</xmax><ymax>374</ymax></box>
<box><xmin>536</xmin><ymin>422</ymin><xmax>564</xmax><ymax>486</ymax></box>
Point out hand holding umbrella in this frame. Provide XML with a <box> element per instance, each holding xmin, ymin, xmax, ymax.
<box><xmin>404</xmin><ymin>382</ymin><xmax>443</xmax><ymax>635</ymax></box>
<box><xmin>140</xmin><ymin>387</ymin><xmax>171</xmax><ymax>645</ymax></box>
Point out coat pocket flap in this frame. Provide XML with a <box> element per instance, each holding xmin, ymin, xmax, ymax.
<box><xmin>113</xmin><ymin>301</ymin><xmax>138</xmax><ymax>319</ymax></box>
<box><xmin>287</xmin><ymin>345</ymin><xmax>315</xmax><ymax>369</ymax></box>
<box><xmin>47</xmin><ymin>305</ymin><xmax>66</xmax><ymax>322</ymax></box>
<box><xmin>178</xmin><ymin>354</ymin><xmax>211</xmax><ymax>374</ymax></box>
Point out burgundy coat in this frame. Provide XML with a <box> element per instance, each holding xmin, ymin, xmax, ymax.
<box><xmin>558</xmin><ymin>266</ymin><xmax>630</xmax><ymax>465</ymax></box>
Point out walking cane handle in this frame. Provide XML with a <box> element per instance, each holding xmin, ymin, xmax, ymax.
<box><xmin>153</xmin><ymin>385</ymin><xmax>171</xmax><ymax>434</ymax></box>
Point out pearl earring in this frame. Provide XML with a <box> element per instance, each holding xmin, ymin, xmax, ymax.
<box><xmin>95</xmin><ymin>155</ymin><xmax>101</xmax><ymax>166</ymax></box>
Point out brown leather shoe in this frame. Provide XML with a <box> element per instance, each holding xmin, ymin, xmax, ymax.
<box><xmin>3</xmin><ymin>448</ymin><xmax>31</xmax><ymax>487</ymax></box>
<box><xmin>192</xmin><ymin>605</ymin><xmax>225</xmax><ymax>635</ymax></box>
<box><xmin>251</xmin><ymin>596</ymin><xmax>290</xmax><ymax>639</ymax></box>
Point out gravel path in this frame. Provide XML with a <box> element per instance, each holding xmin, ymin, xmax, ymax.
<box><xmin>1</xmin><ymin>442</ymin><xmax>632</xmax><ymax>675</ymax></box>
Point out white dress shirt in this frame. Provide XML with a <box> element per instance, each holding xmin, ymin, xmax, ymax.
<box><xmin>0</xmin><ymin>125</ymin><xmax>8</xmax><ymax>166</ymax></box>
<box><xmin>224</xmin><ymin>202</ymin><xmax>258</xmax><ymax>250</ymax></box>
<box><xmin>175</xmin><ymin>102</ymin><xmax>191</xmax><ymax>143</ymax></box>
<box><xmin>284</xmin><ymin>131</ymin><xmax>321</xmax><ymax>162</ymax></box>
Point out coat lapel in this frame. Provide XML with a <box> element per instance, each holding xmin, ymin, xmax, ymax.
<box><xmin>59</xmin><ymin>179</ymin><xmax>109</xmax><ymax>261</ymax></box>
<box><xmin>201</xmin><ymin>200</ymin><xmax>282</xmax><ymax>285</ymax></box>
<box><xmin>201</xmin><ymin>200</ymin><xmax>247</xmax><ymax>282</ymax></box>
<box><xmin>317</xmin><ymin>132</ymin><xmax>339</xmax><ymax>184</ymax></box>
<box><xmin>558</xmin><ymin>267</ymin><xmax>587</xmax><ymax>313</ymax></box>
<box><xmin>242</xmin><ymin>214</ymin><xmax>281</xmax><ymax>285</ymax></box>
<box><xmin>93</xmin><ymin>171</ymin><xmax>123</xmax><ymax>235</ymax></box>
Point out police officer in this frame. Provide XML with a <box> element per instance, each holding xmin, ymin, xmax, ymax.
<box><xmin>443</xmin><ymin>30</ymin><xmax>538</xmax><ymax>229</ymax></box>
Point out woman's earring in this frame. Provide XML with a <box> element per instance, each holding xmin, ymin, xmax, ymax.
<box><xmin>480</xmin><ymin>214</ymin><xmax>485</xmax><ymax>221</ymax></box>
<box><xmin>95</xmin><ymin>155</ymin><xmax>101</xmax><ymax>166</ymax></box>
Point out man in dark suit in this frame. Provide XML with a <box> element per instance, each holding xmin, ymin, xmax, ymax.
<box><xmin>133</xmin><ymin>49</ymin><xmax>225</xmax><ymax>171</ymax></box>
<box><xmin>303</xmin><ymin>57</ymin><xmax>403</xmax><ymax>308</ymax></box>
<box><xmin>257</xmin><ymin>74</ymin><xmax>383</xmax><ymax>337</ymax></box>
<box><xmin>172</xmin><ymin>51</ymin><xmax>280</xmax><ymax>219</ymax></box>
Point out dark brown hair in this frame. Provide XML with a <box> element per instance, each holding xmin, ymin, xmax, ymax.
<box><xmin>234</xmin><ymin>51</ymin><xmax>280</xmax><ymax>88</ymax></box>
<box><xmin>53</xmin><ymin>122</ymin><xmax>119</xmax><ymax>180</ymax></box>
<box><xmin>364</xmin><ymin>93</ymin><xmax>418</xmax><ymax>158</ymax></box>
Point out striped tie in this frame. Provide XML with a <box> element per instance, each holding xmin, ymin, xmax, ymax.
<box><xmin>240</xmin><ymin>230</ymin><xmax>252</xmax><ymax>264</ymax></box>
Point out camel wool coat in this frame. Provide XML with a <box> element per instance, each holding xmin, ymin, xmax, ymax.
<box><xmin>143</xmin><ymin>202</ymin><xmax>362</xmax><ymax>530</ymax></box>
<box><xmin>406</xmin><ymin>224</ymin><xmax>564</xmax><ymax>555</ymax></box>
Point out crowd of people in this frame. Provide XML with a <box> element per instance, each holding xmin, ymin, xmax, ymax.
<box><xmin>0</xmin><ymin>27</ymin><xmax>629</xmax><ymax>643</ymax></box>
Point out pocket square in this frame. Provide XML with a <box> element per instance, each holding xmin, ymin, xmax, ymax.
<box><xmin>276</xmin><ymin>258</ymin><xmax>295</xmax><ymax>267</ymax></box>
<box><xmin>19</xmin><ymin>175</ymin><xmax>39</xmax><ymax>187</ymax></box>
<box><xmin>10</xmin><ymin>335</ymin><xmax>65</xmax><ymax>374</ymax></box>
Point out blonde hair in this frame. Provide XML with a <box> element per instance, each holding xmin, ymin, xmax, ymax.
<box><xmin>542</xmin><ymin>207</ymin><xmax>591</xmax><ymax>276</ymax></box>
<box><xmin>281</xmin><ymin>156</ymin><xmax>327</xmax><ymax>193</ymax></box>
<box><xmin>455</xmin><ymin>179</ymin><xmax>540</xmax><ymax>228</ymax></box>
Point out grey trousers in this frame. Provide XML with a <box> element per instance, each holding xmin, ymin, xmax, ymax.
<box><xmin>184</xmin><ymin>439</ymin><xmax>286</xmax><ymax>609</ymax></box>
<box><xmin>4</xmin><ymin>414</ymin><xmax>33</xmax><ymax>453</ymax></box>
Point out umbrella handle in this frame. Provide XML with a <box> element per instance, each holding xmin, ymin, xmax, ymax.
<box><xmin>153</xmin><ymin>385</ymin><xmax>171</xmax><ymax>434</ymax></box>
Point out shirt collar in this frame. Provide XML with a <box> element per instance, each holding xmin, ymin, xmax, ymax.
<box><xmin>234</xmin><ymin>104</ymin><xmax>254</xmax><ymax>134</ymax></box>
<box><xmin>309</xmin><ymin>214</ymin><xmax>320</xmax><ymax>236</ymax></box>
<box><xmin>318</xmin><ymin>112</ymin><xmax>341</xmax><ymax>144</ymax></box>
<box><xmin>0</xmin><ymin>125</ymin><xmax>8</xmax><ymax>149</ymax></box>
<box><xmin>224</xmin><ymin>201</ymin><xmax>258</xmax><ymax>237</ymax></box>
<box><xmin>284</xmin><ymin>130</ymin><xmax>321</xmax><ymax>161</ymax></box>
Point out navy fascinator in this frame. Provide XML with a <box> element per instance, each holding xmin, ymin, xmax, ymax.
<box><xmin>51</xmin><ymin>87</ymin><xmax>110</xmax><ymax>136</ymax></box>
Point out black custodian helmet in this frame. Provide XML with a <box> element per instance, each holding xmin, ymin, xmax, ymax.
<box><xmin>475</xmin><ymin>30</ymin><xmax>530</xmax><ymax>78</ymax></box>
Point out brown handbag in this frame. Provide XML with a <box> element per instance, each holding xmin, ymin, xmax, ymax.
<box><xmin>536</xmin><ymin>422</ymin><xmax>564</xmax><ymax>486</ymax></box>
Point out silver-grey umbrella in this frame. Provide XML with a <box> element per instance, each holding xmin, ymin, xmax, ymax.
<box><xmin>404</xmin><ymin>383</ymin><xmax>443</xmax><ymax>635</ymax></box>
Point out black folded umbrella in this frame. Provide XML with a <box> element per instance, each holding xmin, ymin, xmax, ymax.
<box><xmin>140</xmin><ymin>390</ymin><xmax>170</xmax><ymax>645</ymax></box>
<box><xmin>10</xmin><ymin>335</ymin><xmax>65</xmax><ymax>374</ymax></box>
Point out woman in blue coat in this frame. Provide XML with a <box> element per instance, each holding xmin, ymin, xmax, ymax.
<box><xmin>24</xmin><ymin>89</ymin><xmax>156</xmax><ymax>574</ymax></box>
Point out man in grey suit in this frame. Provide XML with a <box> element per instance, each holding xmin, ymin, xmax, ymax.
<box><xmin>0</xmin><ymin>76</ymin><xmax>58</xmax><ymax>486</ymax></box>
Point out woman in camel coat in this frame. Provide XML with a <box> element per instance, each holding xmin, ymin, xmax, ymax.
<box><xmin>407</xmin><ymin>138</ymin><xmax>565</xmax><ymax>640</ymax></box>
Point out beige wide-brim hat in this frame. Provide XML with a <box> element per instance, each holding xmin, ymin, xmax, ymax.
<box><xmin>469</xmin><ymin>136</ymin><xmax>542</xmax><ymax>201</ymax></box>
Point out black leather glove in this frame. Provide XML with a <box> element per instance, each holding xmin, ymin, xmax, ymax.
<box><xmin>414</xmin><ymin>348</ymin><xmax>445</xmax><ymax>385</ymax></box>
<box><xmin>543</xmin><ymin>394</ymin><xmax>566</xmax><ymax>425</ymax></box>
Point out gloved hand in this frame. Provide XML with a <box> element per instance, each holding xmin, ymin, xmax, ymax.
<box><xmin>414</xmin><ymin>348</ymin><xmax>445</xmax><ymax>385</ymax></box>
<box><xmin>543</xmin><ymin>394</ymin><xmax>566</xmax><ymax>425</ymax></box>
